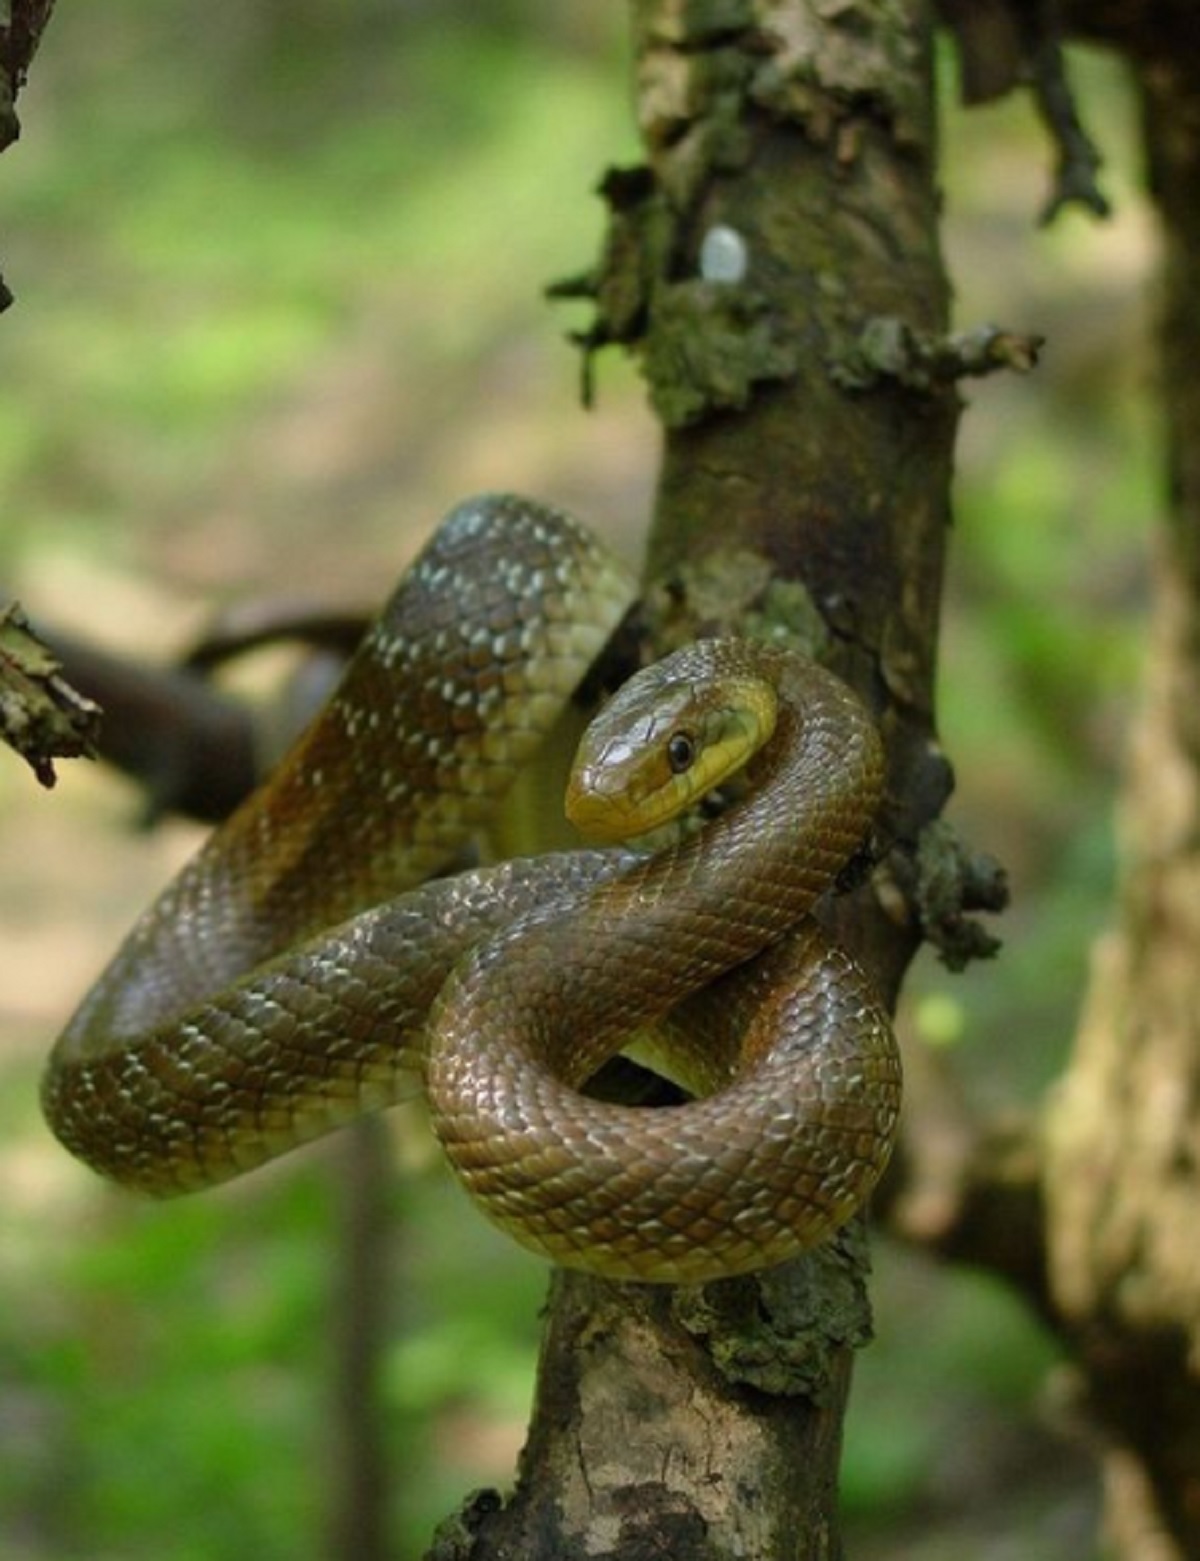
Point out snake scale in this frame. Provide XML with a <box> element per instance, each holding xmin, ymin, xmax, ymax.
<box><xmin>42</xmin><ymin>494</ymin><xmax>901</xmax><ymax>1283</ymax></box>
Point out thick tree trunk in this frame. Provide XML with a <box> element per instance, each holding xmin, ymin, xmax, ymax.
<box><xmin>1043</xmin><ymin>57</ymin><xmax>1200</xmax><ymax>1561</ymax></box>
<box><xmin>432</xmin><ymin>3</ymin><xmax>965</xmax><ymax>1556</ymax></box>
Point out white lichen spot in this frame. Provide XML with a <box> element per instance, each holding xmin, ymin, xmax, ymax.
<box><xmin>699</xmin><ymin>223</ymin><xmax>748</xmax><ymax>284</ymax></box>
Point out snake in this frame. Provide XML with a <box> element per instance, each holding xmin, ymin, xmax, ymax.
<box><xmin>41</xmin><ymin>494</ymin><xmax>901</xmax><ymax>1284</ymax></box>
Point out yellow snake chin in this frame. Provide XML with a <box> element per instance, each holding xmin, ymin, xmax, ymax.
<box><xmin>41</xmin><ymin>497</ymin><xmax>901</xmax><ymax>1284</ymax></box>
<box><xmin>564</xmin><ymin>670</ymin><xmax>778</xmax><ymax>843</ymax></box>
<box><xmin>426</xmin><ymin>636</ymin><xmax>899</xmax><ymax>1282</ymax></box>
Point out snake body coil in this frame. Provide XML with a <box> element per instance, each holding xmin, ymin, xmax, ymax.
<box><xmin>42</xmin><ymin>495</ymin><xmax>900</xmax><ymax>1283</ymax></box>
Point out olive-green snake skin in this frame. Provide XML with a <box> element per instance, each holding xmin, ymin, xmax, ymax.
<box><xmin>41</xmin><ymin>495</ymin><xmax>900</xmax><ymax>1283</ymax></box>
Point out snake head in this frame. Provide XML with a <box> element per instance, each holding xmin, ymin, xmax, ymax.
<box><xmin>565</xmin><ymin>642</ymin><xmax>778</xmax><ymax>844</ymax></box>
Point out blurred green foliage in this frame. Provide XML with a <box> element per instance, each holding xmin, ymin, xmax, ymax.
<box><xmin>0</xmin><ymin>6</ymin><xmax>1153</xmax><ymax>1559</ymax></box>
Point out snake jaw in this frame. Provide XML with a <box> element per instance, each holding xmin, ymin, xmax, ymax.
<box><xmin>565</xmin><ymin>661</ymin><xmax>778</xmax><ymax>843</ymax></box>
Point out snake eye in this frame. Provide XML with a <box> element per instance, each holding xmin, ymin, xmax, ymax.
<box><xmin>666</xmin><ymin>730</ymin><xmax>696</xmax><ymax>775</ymax></box>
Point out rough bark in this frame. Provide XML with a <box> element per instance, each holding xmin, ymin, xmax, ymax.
<box><xmin>0</xmin><ymin>605</ymin><xmax>101</xmax><ymax>787</ymax></box>
<box><xmin>1042</xmin><ymin>57</ymin><xmax>1200</xmax><ymax>1561</ymax></box>
<box><xmin>0</xmin><ymin>0</ymin><xmax>54</xmax><ymax>150</ymax></box>
<box><xmin>0</xmin><ymin>0</ymin><xmax>57</xmax><ymax>306</ymax></box>
<box><xmin>432</xmin><ymin>3</ymin><xmax>970</xmax><ymax>1556</ymax></box>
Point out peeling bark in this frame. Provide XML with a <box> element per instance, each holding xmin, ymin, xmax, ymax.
<box><xmin>435</xmin><ymin>3</ymin><xmax>966</xmax><ymax>1556</ymax></box>
<box><xmin>632</xmin><ymin>0</ymin><xmax>964</xmax><ymax>1004</ymax></box>
<box><xmin>0</xmin><ymin>603</ymin><xmax>101</xmax><ymax>787</ymax></box>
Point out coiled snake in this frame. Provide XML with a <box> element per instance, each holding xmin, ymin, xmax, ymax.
<box><xmin>42</xmin><ymin>495</ymin><xmax>900</xmax><ymax>1283</ymax></box>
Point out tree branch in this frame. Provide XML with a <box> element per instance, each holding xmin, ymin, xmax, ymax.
<box><xmin>439</xmin><ymin>2</ymin><xmax>961</xmax><ymax>1553</ymax></box>
<box><xmin>0</xmin><ymin>603</ymin><xmax>101</xmax><ymax>788</ymax></box>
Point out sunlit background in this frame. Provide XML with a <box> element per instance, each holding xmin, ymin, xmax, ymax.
<box><xmin>0</xmin><ymin>4</ymin><xmax>1154</xmax><ymax>1557</ymax></box>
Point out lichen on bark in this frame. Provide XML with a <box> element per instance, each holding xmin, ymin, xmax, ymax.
<box><xmin>441</xmin><ymin>4</ymin><xmax>964</xmax><ymax>1557</ymax></box>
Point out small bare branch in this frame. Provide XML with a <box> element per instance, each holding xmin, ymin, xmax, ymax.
<box><xmin>1031</xmin><ymin>29</ymin><xmax>1112</xmax><ymax>224</ymax></box>
<box><xmin>937</xmin><ymin>0</ymin><xmax>1111</xmax><ymax>224</ymax></box>
<box><xmin>831</xmin><ymin>317</ymin><xmax>1045</xmax><ymax>394</ymax></box>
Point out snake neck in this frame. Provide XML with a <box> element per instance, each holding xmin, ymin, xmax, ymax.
<box><xmin>655</xmin><ymin>647</ymin><xmax>880</xmax><ymax>917</ymax></box>
<box><xmin>432</xmin><ymin>642</ymin><xmax>884</xmax><ymax>1088</ymax></box>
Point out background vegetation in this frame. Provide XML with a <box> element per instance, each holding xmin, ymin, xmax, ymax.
<box><xmin>0</xmin><ymin>3</ymin><xmax>1154</xmax><ymax>1556</ymax></box>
